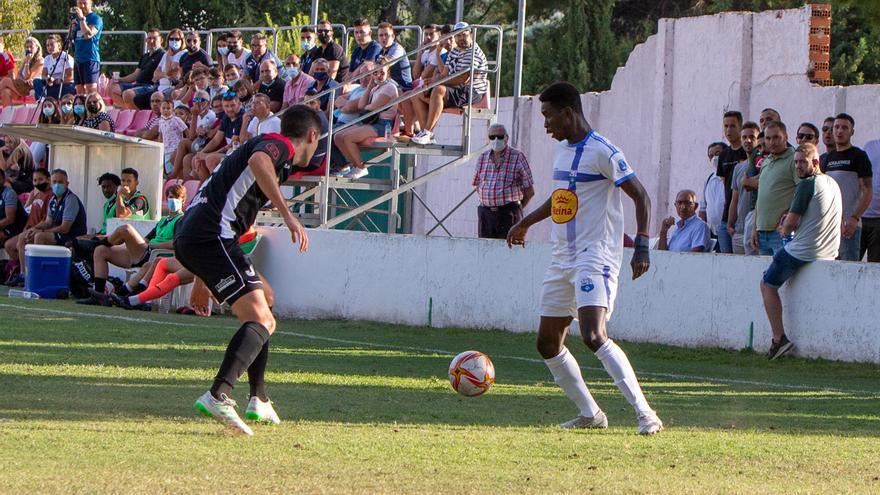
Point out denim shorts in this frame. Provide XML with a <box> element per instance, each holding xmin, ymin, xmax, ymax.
<box><xmin>370</xmin><ymin>118</ymin><xmax>394</xmax><ymax>137</ymax></box>
<box><xmin>762</xmin><ymin>248</ymin><xmax>808</xmax><ymax>289</ymax></box>
<box><xmin>120</xmin><ymin>82</ymin><xmax>155</xmax><ymax>96</ymax></box>
<box><xmin>73</xmin><ymin>61</ymin><xmax>100</xmax><ymax>85</ymax></box>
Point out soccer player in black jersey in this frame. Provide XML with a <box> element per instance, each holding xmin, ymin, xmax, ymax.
<box><xmin>174</xmin><ymin>105</ymin><xmax>321</xmax><ymax>435</ymax></box>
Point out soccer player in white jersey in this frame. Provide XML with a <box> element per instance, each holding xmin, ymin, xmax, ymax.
<box><xmin>507</xmin><ymin>81</ymin><xmax>662</xmax><ymax>435</ymax></box>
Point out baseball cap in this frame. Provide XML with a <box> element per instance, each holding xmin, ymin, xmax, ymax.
<box><xmin>453</xmin><ymin>22</ymin><xmax>469</xmax><ymax>31</ymax></box>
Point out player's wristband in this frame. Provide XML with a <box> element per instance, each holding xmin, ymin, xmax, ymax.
<box><xmin>633</xmin><ymin>234</ymin><xmax>650</xmax><ymax>263</ymax></box>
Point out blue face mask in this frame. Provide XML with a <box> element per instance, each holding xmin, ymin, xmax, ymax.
<box><xmin>301</xmin><ymin>40</ymin><xmax>314</xmax><ymax>51</ymax></box>
<box><xmin>51</xmin><ymin>183</ymin><xmax>66</xmax><ymax>196</ymax></box>
<box><xmin>314</xmin><ymin>71</ymin><xmax>328</xmax><ymax>81</ymax></box>
<box><xmin>167</xmin><ymin>198</ymin><xmax>182</xmax><ymax>212</ymax></box>
<box><xmin>284</xmin><ymin>67</ymin><xmax>299</xmax><ymax>80</ymax></box>
<box><xmin>73</xmin><ymin>104</ymin><xmax>86</xmax><ymax>116</ymax></box>
<box><xmin>217</xmin><ymin>46</ymin><xmax>229</xmax><ymax>56</ymax></box>
<box><xmin>226</xmin><ymin>78</ymin><xmax>238</xmax><ymax>87</ymax></box>
<box><xmin>169</xmin><ymin>40</ymin><xmax>182</xmax><ymax>51</ymax></box>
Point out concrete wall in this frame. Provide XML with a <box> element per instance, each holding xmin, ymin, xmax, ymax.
<box><xmin>413</xmin><ymin>6</ymin><xmax>880</xmax><ymax>240</ymax></box>
<box><xmin>253</xmin><ymin>228</ymin><xmax>880</xmax><ymax>364</ymax></box>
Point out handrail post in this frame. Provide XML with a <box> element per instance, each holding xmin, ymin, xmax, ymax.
<box><xmin>463</xmin><ymin>26</ymin><xmax>477</xmax><ymax>155</ymax></box>
<box><xmin>320</xmin><ymin>88</ymin><xmax>336</xmax><ymax>227</ymax></box>
<box><xmin>512</xmin><ymin>0</ymin><xmax>526</xmax><ymax>147</ymax></box>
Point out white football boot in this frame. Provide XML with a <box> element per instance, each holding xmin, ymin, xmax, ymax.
<box><xmin>194</xmin><ymin>391</ymin><xmax>254</xmax><ymax>436</ymax></box>
<box><xmin>560</xmin><ymin>410</ymin><xmax>608</xmax><ymax>429</ymax></box>
<box><xmin>637</xmin><ymin>411</ymin><xmax>664</xmax><ymax>435</ymax></box>
<box><xmin>244</xmin><ymin>396</ymin><xmax>281</xmax><ymax>425</ymax></box>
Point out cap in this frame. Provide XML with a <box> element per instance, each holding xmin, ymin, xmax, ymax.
<box><xmin>453</xmin><ymin>21</ymin><xmax>469</xmax><ymax>31</ymax></box>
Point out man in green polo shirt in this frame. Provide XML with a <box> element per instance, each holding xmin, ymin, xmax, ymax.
<box><xmin>116</xmin><ymin>167</ymin><xmax>150</xmax><ymax>220</ymax></box>
<box><xmin>97</xmin><ymin>172</ymin><xmax>120</xmax><ymax>235</ymax></box>
<box><xmin>751</xmin><ymin>121</ymin><xmax>799</xmax><ymax>256</ymax></box>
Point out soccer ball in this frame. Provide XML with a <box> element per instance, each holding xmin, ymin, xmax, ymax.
<box><xmin>448</xmin><ymin>351</ymin><xmax>495</xmax><ymax>397</ymax></box>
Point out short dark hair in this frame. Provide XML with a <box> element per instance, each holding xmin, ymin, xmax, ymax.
<box><xmin>147</xmin><ymin>28</ymin><xmax>161</xmax><ymax>36</ymax></box>
<box><xmin>377</xmin><ymin>22</ymin><xmax>394</xmax><ymax>31</ymax></box>
<box><xmin>353</xmin><ymin>18</ymin><xmax>370</xmax><ymax>28</ymax></box>
<box><xmin>742</xmin><ymin>121</ymin><xmax>760</xmax><ymax>132</ymax></box>
<box><xmin>281</xmin><ymin>105</ymin><xmax>322</xmax><ymax>139</ymax></box>
<box><xmin>539</xmin><ymin>81</ymin><xmax>583</xmax><ymax>115</ymax></box>
<box><xmin>835</xmin><ymin>113</ymin><xmax>855</xmax><ymax>127</ymax></box>
<box><xmin>301</xmin><ymin>26</ymin><xmax>315</xmax><ymax>34</ymax></box>
<box><xmin>798</xmin><ymin>122</ymin><xmax>819</xmax><ymax>136</ymax></box>
<box><xmin>52</xmin><ymin>168</ymin><xmax>68</xmax><ymax>179</ymax></box>
<box><xmin>723</xmin><ymin>111</ymin><xmax>743</xmax><ymax>124</ymax></box>
<box><xmin>823</xmin><ymin>116</ymin><xmax>835</xmax><ymax>123</ymax></box>
<box><xmin>765</xmin><ymin>120</ymin><xmax>787</xmax><ymax>134</ymax></box>
<box><xmin>761</xmin><ymin>107</ymin><xmax>780</xmax><ymax>115</ymax></box>
<box><xmin>424</xmin><ymin>23</ymin><xmax>440</xmax><ymax>32</ymax></box>
<box><xmin>227</xmin><ymin>30</ymin><xmax>242</xmax><ymax>41</ymax></box>
<box><xmin>440</xmin><ymin>24</ymin><xmax>453</xmax><ymax>35</ymax></box>
<box><xmin>97</xmin><ymin>172</ymin><xmax>121</xmax><ymax>186</ymax></box>
<box><xmin>708</xmin><ymin>142</ymin><xmax>726</xmax><ymax>151</ymax></box>
<box><xmin>34</xmin><ymin>168</ymin><xmax>50</xmax><ymax>179</ymax></box>
<box><xmin>121</xmin><ymin>167</ymin><xmax>139</xmax><ymax>180</ymax></box>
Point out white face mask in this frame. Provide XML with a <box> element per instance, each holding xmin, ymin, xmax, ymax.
<box><xmin>490</xmin><ymin>138</ymin><xmax>506</xmax><ymax>152</ymax></box>
<box><xmin>710</xmin><ymin>155</ymin><xmax>719</xmax><ymax>169</ymax></box>
<box><xmin>167</xmin><ymin>198</ymin><xmax>182</xmax><ymax>212</ymax></box>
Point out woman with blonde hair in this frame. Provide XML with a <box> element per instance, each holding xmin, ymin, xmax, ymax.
<box><xmin>0</xmin><ymin>37</ymin><xmax>43</xmax><ymax>106</ymax></box>
<box><xmin>81</xmin><ymin>92</ymin><xmax>115</xmax><ymax>132</ymax></box>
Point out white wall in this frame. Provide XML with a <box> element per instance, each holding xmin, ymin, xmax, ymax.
<box><xmin>253</xmin><ymin>228</ymin><xmax>880</xmax><ymax>364</ymax></box>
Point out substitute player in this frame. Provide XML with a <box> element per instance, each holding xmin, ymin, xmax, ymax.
<box><xmin>174</xmin><ymin>104</ymin><xmax>321</xmax><ymax>436</ymax></box>
<box><xmin>507</xmin><ymin>82</ymin><xmax>663</xmax><ymax>435</ymax></box>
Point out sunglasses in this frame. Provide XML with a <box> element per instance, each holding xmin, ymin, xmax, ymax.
<box><xmin>221</xmin><ymin>91</ymin><xmax>238</xmax><ymax>100</ymax></box>
<box><xmin>488</xmin><ymin>135</ymin><xmax>505</xmax><ymax>140</ymax></box>
<box><xmin>796</xmin><ymin>133</ymin><xmax>816</xmax><ymax>140</ymax></box>
<box><xmin>317</xmin><ymin>29</ymin><xmax>332</xmax><ymax>34</ymax></box>
<box><xmin>192</xmin><ymin>97</ymin><xmax>207</xmax><ymax>103</ymax></box>
<box><xmin>822</xmin><ymin>126</ymin><xmax>832</xmax><ymax>132</ymax></box>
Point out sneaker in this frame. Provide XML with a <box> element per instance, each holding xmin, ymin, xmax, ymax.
<box><xmin>6</xmin><ymin>273</ymin><xmax>25</xmax><ymax>287</ymax></box>
<box><xmin>560</xmin><ymin>410</ymin><xmax>608</xmax><ymax>429</ymax></box>
<box><xmin>76</xmin><ymin>289</ymin><xmax>111</xmax><ymax>306</ymax></box>
<box><xmin>637</xmin><ymin>411</ymin><xmax>663</xmax><ymax>435</ymax></box>
<box><xmin>194</xmin><ymin>391</ymin><xmax>254</xmax><ymax>436</ymax></box>
<box><xmin>110</xmin><ymin>293</ymin><xmax>150</xmax><ymax>311</ymax></box>
<box><xmin>345</xmin><ymin>167</ymin><xmax>369</xmax><ymax>180</ymax></box>
<box><xmin>411</xmin><ymin>129</ymin><xmax>436</xmax><ymax>145</ymax></box>
<box><xmin>330</xmin><ymin>166</ymin><xmax>351</xmax><ymax>177</ymax></box>
<box><xmin>244</xmin><ymin>396</ymin><xmax>281</xmax><ymax>425</ymax></box>
<box><xmin>767</xmin><ymin>334</ymin><xmax>794</xmax><ymax>360</ymax></box>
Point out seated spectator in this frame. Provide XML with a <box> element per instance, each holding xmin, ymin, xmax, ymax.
<box><xmin>157</xmin><ymin>96</ymin><xmax>189</xmax><ymax>177</ymax></box>
<box><xmin>153</xmin><ymin>28</ymin><xmax>186</xmax><ymax>95</ymax></box>
<box><xmin>223</xmin><ymin>63</ymin><xmax>242</xmax><ymax>90</ymax></box>
<box><xmin>81</xmin><ymin>93</ymin><xmax>115</xmax><ymax>132</ymax></box>
<box><xmin>213</xmin><ymin>36</ymin><xmax>228</xmax><ymax>72</ymax></box>
<box><xmin>0</xmin><ymin>36</ymin><xmax>15</xmax><ymax>80</ymax></box>
<box><xmin>31</xmin><ymin>98</ymin><xmax>62</xmax><ymax>168</ymax></box>
<box><xmin>35</xmin><ymin>35</ymin><xmax>74</xmax><ymax>100</ymax></box>
<box><xmin>657</xmin><ymin>190</ymin><xmax>711</xmax><ymax>252</ymax></box>
<box><xmin>303</xmin><ymin>88</ymin><xmax>330</xmax><ymax>172</ymax></box>
<box><xmin>207</xmin><ymin>67</ymin><xmax>228</xmax><ymax>99</ymax></box>
<box><xmin>115</xmin><ymin>167</ymin><xmax>150</xmax><ymax>220</ymax></box>
<box><xmin>240</xmin><ymin>93</ymin><xmax>281</xmax><ymax>141</ymax></box>
<box><xmin>401</xmin><ymin>23</ymin><xmax>444</xmax><ymax>137</ymax></box>
<box><xmin>332</xmin><ymin>62</ymin><xmax>372</xmax><ymax>125</ymax></box>
<box><xmin>795</xmin><ymin>122</ymin><xmax>819</xmax><ymax>147</ymax></box>
<box><xmin>411</xmin><ymin>23</ymin><xmax>488</xmax><ymax>145</ymax></box>
<box><xmin>244</xmin><ymin>33</ymin><xmax>282</xmax><ymax>82</ymax></box>
<box><xmin>171</xmin><ymin>90</ymin><xmax>216</xmax><ymax>178</ymax></box>
<box><xmin>308</xmin><ymin>58</ymin><xmax>341</xmax><ymax>113</ymax></box>
<box><xmin>78</xmin><ymin>184</ymin><xmax>186</xmax><ymax>306</ymax></box>
<box><xmin>762</xmin><ymin>143</ymin><xmax>842</xmax><ymax>359</ymax></box>
<box><xmin>179</xmin><ymin>31</ymin><xmax>212</xmax><ymax>80</ymax></box>
<box><xmin>299</xmin><ymin>27</ymin><xmax>317</xmax><ymax>75</ymax></box>
<box><xmin>0</xmin><ymin>36</ymin><xmax>43</xmax><ymax>106</ymax></box>
<box><xmin>25</xmin><ymin>169</ymin><xmax>87</xmax><ymax>251</ymax></box>
<box><xmin>95</xmin><ymin>172</ymin><xmax>120</xmax><ymax>234</ymax></box>
<box><xmin>1</xmin><ymin>135</ymin><xmax>36</xmax><ymax>194</ymax></box>
<box><xmin>348</xmin><ymin>18</ymin><xmax>382</xmax><ymax>75</ymax></box>
<box><xmin>280</xmin><ymin>54</ymin><xmax>314</xmax><ymax>109</ymax></box>
<box><xmin>309</xmin><ymin>19</ymin><xmax>349</xmax><ymax>82</ymax></box>
<box><xmin>132</xmin><ymin>91</ymin><xmax>163</xmax><ymax>140</ymax></box>
<box><xmin>112</xmin><ymin>28</ymin><xmax>164</xmax><ymax>109</ymax></box>
<box><xmin>187</xmin><ymin>91</ymin><xmax>244</xmax><ymax>180</ymax></box>
<box><xmin>0</xmin><ymin>168</ymin><xmax>27</xmax><ymax>246</ymax></box>
<box><xmin>172</xmin><ymin>66</ymin><xmax>209</xmax><ymax>103</ymax></box>
<box><xmin>71</xmin><ymin>94</ymin><xmax>88</xmax><ymax>125</ymax></box>
<box><xmin>174</xmin><ymin>101</ymin><xmax>191</xmax><ymax>122</ymax></box>
<box><xmin>224</xmin><ymin>31</ymin><xmax>251</xmax><ymax>71</ymax></box>
<box><xmin>376</xmin><ymin>22</ymin><xmax>413</xmax><ymax>90</ymax></box>
<box><xmin>3</xmin><ymin>168</ymin><xmax>51</xmax><ymax>286</ymax></box>
<box><xmin>332</xmin><ymin>63</ymin><xmax>399</xmax><ymax>180</ymax></box>
<box><xmin>256</xmin><ymin>60</ymin><xmax>285</xmax><ymax>112</ymax></box>
<box><xmin>58</xmin><ymin>93</ymin><xmax>76</xmax><ymax>124</ymax></box>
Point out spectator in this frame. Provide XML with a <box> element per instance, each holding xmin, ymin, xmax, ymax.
<box><xmin>81</xmin><ymin>93</ymin><xmax>115</xmax><ymax>132</ymax></box>
<box><xmin>401</xmin><ymin>23</ymin><xmax>444</xmax><ymax>137</ymax></box>
<box><xmin>795</xmin><ymin>122</ymin><xmax>819</xmax><ymax>146</ymax></box>
<box><xmin>0</xmin><ymin>36</ymin><xmax>15</xmax><ymax>79</ymax></box>
<box><xmin>822</xmin><ymin>113</ymin><xmax>873</xmax><ymax>261</ymax></box>
<box><xmin>79</xmin><ymin>184</ymin><xmax>187</xmax><ymax>306</ymax></box>
<box><xmin>172</xmin><ymin>67</ymin><xmax>209</xmax><ymax>104</ymax></box>
<box><xmin>71</xmin><ymin>94</ymin><xmax>87</xmax><ymax>125</ymax></box>
<box><xmin>180</xmin><ymin>31</ymin><xmax>212</xmax><ymax>79</ymax></box>
<box><xmin>157</xmin><ymin>96</ymin><xmax>189</xmax><ymax>177</ymax></box>
<box><xmin>0</xmin><ymin>37</ymin><xmax>43</xmax><ymax>106</ymax></box>
<box><xmin>244</xmin><ymin>33</ymin><xmax>282</xmax><ymax>82</ymax></box>
<box><xmin>207</xmin><ymin>67</ymin><xmax>228</xmax><ymax>99</ymax></box>
<box><xmin>376</xmin><ymin>22</ymin><xmax>413</xmax><ymax>90</ymax></box>
<box><xmin>223</xmin><ymin>64</ymin><xmax>242</xmax><ymax>90</ymax></box>
<box><xmin>752</xmin><ymin>121</ymin><xmax>798</xmax><ymax>256</ymax></box>
<box><xmin>153</xmin><ymin>28</ymin><xmax>186</xmax><ymax>95</ymax></box>
<box><xmin>71</xmin><ymin>0</ymin><xmax>103</xmax><ymax>95</ymax></box>
<box><xmin>58</xmin><ymin>93</ymin><xmax>76</xmax><ymax>124</ymax></box>
<box><xmin>860</xmin><ymin>141</ymin><xmax>880</xmax><ymax>262</ymax></box>
<box><xmin>171</xmin><ymin>90</ymin><xmax>216</xmax><ymax>178</ymax></box>
<box><xmin>299</xmin><ymin>26</ymin><xmax>317</xmax><ymax>74</ymax></box>
<box><xmin>112</xmin><ymin>28</ymin><xmax>164</xmax><ymax>110</ymax></box>
<box><xmin>332</xmin><ymin>63</ymin><xmax>400</xmax><ymax>180</ymax></box>
<box><xmin>224</xmin><ymin>31</ymin><xmax>251</xmax><ymax>70</ymax></box>
<box><xmin>189</xmin><ymin>91</ymin><xmax>244</xmax><ymax>180</ymax></box>
<box><xmin>31</xmin><ymin>98</ymin><xmax>62</xmax><ymax>168</ymax></box>
<box><xmin>3</xmin><ymin>168</ymin><xmax>52</xmax><ymax>286</ymax></box>
<box><xmin>715</xmin><ymin>111</ymin><xmax>746</xmax><ymax>254</ymax></box>
<box><xmin>280</xmin><ymin>54</ymin><xmax>314</xmax><ymax>109</ymax></box>
<box><xmin>699</xmin><ymin>141</ymin><xmax>726</xmax><ymax>245</ymax></box>
<box><xmin>38</xmin><ymin>35</ymin><xmax>75</xmax><ymax>100</ymax></box>
<box><xmin>174</xmin><ymin>101</ymin><xmax>192</xmax><ymax>122</ymax></box>
<box><xmin>332</xmin><ymin>62</ymin><xmax>373</xmax><ymax>125</ymax></box>
<box><xmin>758</xmin><ymin>107</ymin><xmax>781</xmax><ymax>131</ymax></box>
<box><xmin>658</xmin><ymin>190</ymin><xmax>711</xmax><ymax>252</ymax></box>
<box><xmin>0</xmin><ymin>168</ymin><xmax>27</xmax><ymax>246</ymax></box>
<box><xmin>761</xmin><ymin>143</ymin><xmax>842</xmax><ymax>360</ymax></box>
<box><xmin>133</xmin><ymin>91</ymin><xmax>163</xmax><ymax>139</ymax></box>
<box><xmin>727</xmin><ymin>121</ymin><xmax>760</xmax><ymax>255</ymax></box>
<box><xmin>307</xmin><ymin>58</ymin><xmax>341</xmax><ymax>113</ymax></box>
<box><xmin>256</xmin><ymin>59</ymin><xmax>285</xmax><ymax>113</ymax></box>
<box><xmin>240</xmin><ymin>93</ymin><xmax>281</xmax><ymax>142</ymax></box>
<box><xmin>1</xmin><ymin>135</ymin><xmax>35</xmax><ymax>194</ymax></box>
<box><xmin>27</xmin><ymin>169</ymin><xmax>87</xmax><ymax>251</ymax></box>
<box><xmin>95</xmin><ymin>172</ymin><xmax>120</xmax><ymax>235</ymax></box>
<box><xmin>303</xmin><ymin>87</ymin><xmax>330</xmax><ymax>171</ymax></box>
<box><xmin>472</xmin><ymin>123</ymin><xmax>535</xmax><ymax>239</ymax></box>
<box><xmin>115</xmin><ymin>167</ymin><xmax>150</xmax><ymax>220</ymax></box>
<box><xmin>411</xmin><ymin>22</ymin><xmax>488</xmax><ymax>145</ymax></box>
<box><xmin>309</xmin><ymin>19</ymin><xmax>349</xmax><ymax>82</ymax></box>
<box><xmin>819</xmin><ymin>116</ymin><xmax>835</xmax><ymax>167</ymax></box>
<box><xmin>213</xmin><ymin>36</ymin><xmax>228</xmax><ymax>72</ymax></box>
<box><xmin>349</xmin><ymin>18</ymin><xmax>382</xmax><ymax>75</ymax></box>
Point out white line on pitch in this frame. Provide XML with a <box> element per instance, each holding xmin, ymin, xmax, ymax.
<box><xmin>2</xmin><ymin>302</ymin><xmax>878</xmax><ymax>397</ymax></box>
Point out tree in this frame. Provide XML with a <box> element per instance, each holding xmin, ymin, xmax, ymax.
<box><xmin>0</xmin><ymin>0</ymin><xmax>40</xmax><ymax>52</ymax></box>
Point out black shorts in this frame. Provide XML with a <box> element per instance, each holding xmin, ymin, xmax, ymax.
<box><xmin>73</xmin><ymin>61</ymin><xmax>100</xmax><ymax>85</ymax></box>
<box><xmin>173</xmin><ymin>236</ymin><xmax>262</xmax><ymax>305</ymax></box>
<box><xmin>131</xmin><ymin>246</ymin><xmax>153</xmax><ymax>268</ymax></box>
<box><xmin>444</xmin><ymin>87</ymin><xmax>484</xmax><ymax>109</ymax></box>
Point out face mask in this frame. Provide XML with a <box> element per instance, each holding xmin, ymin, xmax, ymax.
<box><xmin>318</xmin><ymin>34</ymin><xmax>331</xmax><ymax>44</ymax></box>
<box><xmin>709</xmin><ymin>155</ymin><xmax>719</xmax><ymax>169</ymax></box>
<box><xmin>490</xmin><ymin>138</ymin><xmax>506</xmax><ymax>152</ymax></box>
<box><xmin>167</xmin><ymin>198</ymin><xmax>182</xmax><ymax>212</ymax></box>
<box><xmin>35</xmin><ymin>182</ymin><xmax>49</xmax><ymax>192</ymax></box>
<box><xmin>24</xmin><ymin>49</ymin><xmax>32</xmax><ymax>56</ymax></box>
<box><xmin>51</xmin><ymin>183</ymin><xmax>66</xmax><ymax>196</ymax></box>
<box><xmin>61</xmin><ymin>104</ymin><xmax>73</xmax><ymax>114</ymax></box>
<box><xmin>218</xmin><ymin>46</ymin><xmax>229</xmax><ymax>56</ymax></box>
<box><xmin>284</xmin><ymin>67</ymin><xmax>299</xmax><ymax>79</ymax></box>
<box><xmin>42</xmin><ymin>107</ymin><xmax>56</xmax><ymax>117</ymax></box>
<box><xmin>301</xmin><ymin>40</ymin><xmax>313</xmax><ymax>51</ymax></box>
<box><xmin>226</xmin><ymin>78</ymin><xmax>238</xmax><ymax>87</ymax></box>
<box><xmin>314</xmin><ymin>71</ymin><xmax>328</xmax><ymax>81</ymax></box>
<box><xmin>169</xmin><ymin>40</ymin><xmax>182</xmax><ymax>51</ymax></box>
<box><xmin>73</xmin><ymin>104</ymin><xmax>86</xmax><ymax>116</ymax></box>
<box><xmin>87</xmin><ymin>103</ymin><xmax>100</xmax><ymax>113</ymax></box>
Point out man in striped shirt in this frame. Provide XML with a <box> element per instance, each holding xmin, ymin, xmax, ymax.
<box><xmin>411</xmin><ymin>22</ymin><xmax>488</xmax><ymax>145</ymax></box>
<box><xmin>473</xmin><ymin>123</ymin><xmax>534</xmax><ymax>238</ymax></box>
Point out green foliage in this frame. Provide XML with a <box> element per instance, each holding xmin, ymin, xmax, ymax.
<box><xmin>0</xmin><ymin>0</ymin><xmax>40</xmax><ymax>55</ymax></box>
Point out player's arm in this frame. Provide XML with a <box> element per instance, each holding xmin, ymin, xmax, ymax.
<box><xmin>249</xmin><ymin>151</ymin><xmax>309</xmax><ymax>253</ymax></box>
<box><xmin>506</xmin><ymin>196</ymin><xmax>551</xmax><ymax>248</ymax></box>
<box><xmin>620</xmin><ymin>177</ymin><xmax>651</xmax><ymax>280</ymax></box>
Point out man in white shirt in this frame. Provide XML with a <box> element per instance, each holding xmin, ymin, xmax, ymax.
<box><xmin>240</xmin><ymin>94</ymin><xmax>281</xmax><ymax>142</ymax></box>
<box><xmin>700</xmin><ymin>142</ymin><xmax>726</xmax><ymax>249</ymax></box>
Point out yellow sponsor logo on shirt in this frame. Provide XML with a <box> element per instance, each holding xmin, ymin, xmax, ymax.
<box><xmin>551</xmin><ymin>188</ymin><xmax>578</xmax><ymax>224</ymax></box>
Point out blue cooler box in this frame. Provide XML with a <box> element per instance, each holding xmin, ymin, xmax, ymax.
<box><xmin>25</xmin><ymin>245</ymin><xmax>72</xmax><ymax>299</ymax></box>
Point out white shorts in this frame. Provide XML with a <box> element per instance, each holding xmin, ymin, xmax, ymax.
<box><xmin>539</xmin><ymin>262</ymin><xmax>618</xmax><ymax>319</ymax></box>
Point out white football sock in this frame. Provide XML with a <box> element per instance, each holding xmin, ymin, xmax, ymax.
<box><xmin>128</xmin><ymin>295</ymin><xmax>140</xmax><ymax>306</ymax></box>
<box><xmin>544</xmin><ymin>347</ymin><xmax>601</xmax><ymax>417</ymax></box>
<box><xmin>595</xmin><ymin>339</ymin><xmax>653</xmax><ymax>416</ymax></box>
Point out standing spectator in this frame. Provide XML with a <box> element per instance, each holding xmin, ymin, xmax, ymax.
<box><xmin>37</xmin><ymin>35</ymin><xmax>75</xmax><ymax>100</ymax></box>
<box><xmin>81</xmin><ymin>93</ymin><xmax>115</xmax><ymax>132</ymax></box>
<box><xmin>860</xmin><ymin>140</ymin><xmax>880</xmax><ymax>262</ymax></box>
<box><xmin>752</xmin><ymin>121</ymin><xmax>798</xmax><ymax>256</ymax></box>
<box><xmin>225</xmin><ymin>31</ymin><xmax>251</xmax><ymax>71</ymax></box>
<box><xmin>699</xmin><ymin>142</ymin><xmax>726</xmax><ymax>245</ymax></box>
<box><xmin>0</xmin><ymin>168</ymin><xmax>27</xmax><ymax>246</ymax></box>
<box><xmin>280</xmin><ymin>54</ymin><xmax>314</xmax><ymax>109</ymax></box>
<box><xmin>795</xmin><ymin>122</ymin><xmax>819</xmax><ymax>146</ymax></box>
<box><xmin>179</xmin><ymin>31</ymin><xmax>213</xmax><ymax>79</ymax></box>
<box><xmin>307</xmin><ymin>58</ymin><xmax>341</xmax><ymax>113</ymax></box>
<box><xmin>411</xmin><ymin>23</ymin><xmax>488</xmax><ymax>145</ymax></box>
<box><xmin>727</xmin><ymin>122</ymin><xmax>760</xmax><ymax>255</ymax></box>
<box><xmin>0</xmin><ymin>36</ymin><xmax>15</xmax><ymax>79</ymax></box>
<box><xmin>471</xmin><ymin>123</ymin><xmax>534</xmax><ymax>239</ymax></box>
<box><xmin>71</xmin><ymin>0</ymin><xmax>103</xmax><ymax>95</ymax></box>
<box><xmin>299</xmin><ymin>27</ymin><xmax>317</xmax><ymax>75</ymax></box>
<box><xmin>244</xmin><ymin>33</ymin><xmax>281</xmax><ymax>82</ymax></box>
<box><xmin>255</xmin><ymin>60</ymin><xmax>285</xmax><ymax>113</ymax></box>
<box><xmin>819</xmin><ymin>116</ymin><xmax>835</xmax><ymax>167</ymax></box>
<box><xmin>349</xmin><ymin>19</ymin><xmax>382</xmax><ymax>75</ymax></box>
<box><xmin>658</xmin><ymin>190</ymin><xmax>711</xmax><ymax>252</ymax></box>
<box><xmin>240</xmin><ymin>93</ymin><xmax>281</xmax><ymax>142</ymax></box>
<box><xmin>3</xmin><ymin>168</ymin><xmax>52</xmax><ymax>286</ymax></box>
<box><xmin>158</xmin><ymin>97</ymin><xmax>189</xmax><ymax>177</ymax></box>
<box><xmin>112</xmin><ymin>28</ymin><xmax>164</xmax><ymax>109</ymax></box>
<box><xmin>376</xmin><ymin>22</ymin><xmax>413</xmax><ymax>91</ymax></box>
<box><xmin>715</xmin><ymin>111</ymin><xmax>746</xmax><ymax>254</ymax></box>
<box><xmin>758</xmin><ymin>108</ymin><xmax>781</xmax><ymax>131</ymax></box>
<box><xmin>309</xmin><ymin>19</ymin><xmax>349</xmax><ymax>83</ymax></box>
<box><xmin>0</xmin><ymin>37</ymin><xmax>43</xmax><ymax>106</ymax></box>
<box><xmin>761</xmin><ymin>143</ymin><xmax>842</xmax><ymax>360</ymax></box>
<box><xmin>822</xmin><ymin>113</ymin><xmax>873</xmax><ymax>261</ymax></box>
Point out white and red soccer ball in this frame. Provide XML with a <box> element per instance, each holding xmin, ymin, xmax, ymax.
<box><xmin>448</xmin><ymin>350</ymin><xmax>495</xmax><ymax>397</ymax></box>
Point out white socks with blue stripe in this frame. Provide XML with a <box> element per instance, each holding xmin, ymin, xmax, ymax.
<box><xmin>544</xmin><ymin>347</ymin><xmax>602</xmax><ymax>418</ymax></box>
<box><xmin>595</xmin><ymin>339</ymin><xmax>653</xmax><ymax>416</ymax></box>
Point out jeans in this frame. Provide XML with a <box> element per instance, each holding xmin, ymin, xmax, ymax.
<box><xmin>758</xmin><ymin>230</ymin><xmax>783</xmax><ymax>257</ymax></box>
<box><xmin>33</xmin><ymin>79</ymin><xmax>76</xmax><ymax>100</ymax></box>
<box><xmin>860</xmin><ymin>217</ymin><xmax>880</xmax><ymax>262</ymax></box>
<box><xmin>762</xmin><ymin>248</ymin><xmax>808</xmax><ymax>289</ymax></box>
<box><xmin>715</xmin><ymin>222</ymin><xmax>733</xmax><ymax>253</ymax></box>
<box><xmin>838</xmin><ymin>226</ymin><xmax>862</xmax><ymax>261</ymax></box>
